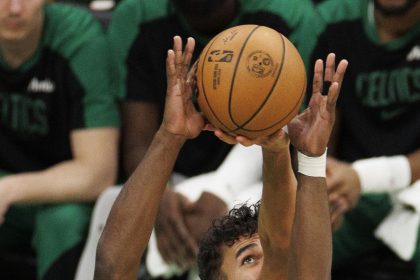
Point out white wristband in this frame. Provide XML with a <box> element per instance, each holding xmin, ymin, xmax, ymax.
<box><xmin>298</xmin><ymin>149</ymin><xmax>327</xmax><ymax>178</ymax></box>
<box><xmin>352</xmin><ymin>156</ymin><xmax>411</xmax><ymax>193</ymax></box>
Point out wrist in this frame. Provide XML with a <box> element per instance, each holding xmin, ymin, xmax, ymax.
<box><xmin>0</xmin><ymin>176</ymin><xmax>20</xmax><ymax>205</ymax></box>
<box><xmin>156</xmin><ymin>127</ymin><xmax>188</xmax><ymax>146</ymax></box>
<box><xmin>352</xmin><ymin>155</ymin><xmax>411</xmax><ymax>193</ymax></box>
<box><xmin>298</xmin><ymin>149</ymin><xmax>327</xmax><ymax>178</ymax></box>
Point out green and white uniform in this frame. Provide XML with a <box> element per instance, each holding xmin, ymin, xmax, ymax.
<box><xmin>308</xmin><ymin>0</ymin><xmax>420</xmax><ymax>278</ymax></box>
<box><xmin>108</xmin><ymin>0</ymin><xmax>315</xmax><ymax>177</ymax></box>
<box><xmin>0</xmin><ymin>3</ymin><xmax>120</xmax><ymax>279</ymax></box>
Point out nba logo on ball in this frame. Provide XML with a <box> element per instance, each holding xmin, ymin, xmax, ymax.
<box><xmin>196</xmin><ymin>24</ymin><xmax>306</xmax><ymax>138</ymax></box>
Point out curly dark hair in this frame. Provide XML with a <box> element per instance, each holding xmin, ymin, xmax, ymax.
<box><xmin>197</xmin><ymin>201</ymin><xmax>260</xmax><ymax>280</ymax></box>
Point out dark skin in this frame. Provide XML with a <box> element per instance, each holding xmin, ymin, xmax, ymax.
<box><xmin>95</xmin><ymin>36</ymin><xmax>200</xmax><ymax>280</ymax></box>
<box><xmin>214</xmin><ymin>54</ymin><xmax>348</xmax><ymax>279</ymax></box>
<box><xmin>121</xmin><ymin>0</ymin><xmax>239</xmax><ymax>268</ymax></box>
<box><xmin>95</xmin><ymin>35</ymin><xmax>348</xmax><ymax>279</ymax></box>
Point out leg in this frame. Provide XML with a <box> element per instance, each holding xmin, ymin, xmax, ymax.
<box><xmin>32</xmin><ymin>203</ymin><xmax>92</xmax><ymax>280</ymax></box>
<box><xmin>0</xmin><ymin>205</ymin><xmax>37</xmax><ymax>279</ymax></box>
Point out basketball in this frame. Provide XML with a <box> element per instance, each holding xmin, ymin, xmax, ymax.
<box><xmin>196</xmin><ymin>24</ymin><xmax>307</xmax><ymax>138</ymax></box>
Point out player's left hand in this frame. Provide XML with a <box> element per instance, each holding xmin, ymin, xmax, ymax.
<box><xmin>288</xmin><ymin>53</ymin><xmax>348</xmax><ymax>157</ymax></box>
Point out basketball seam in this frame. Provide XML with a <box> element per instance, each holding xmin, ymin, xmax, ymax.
<box><xmin>229</xmin><ymin>32</ymin><xmax>286</xmax><ymax>133</ymax></box>
<box><xmin>227</xmin><ymin>25</ymin><xmax>261</xmax><ymax>130</ymax></box>
<box><xmin>235</xmin><ymin>78</ymin><xmax>306</xmax><ymax>132</ymax></box>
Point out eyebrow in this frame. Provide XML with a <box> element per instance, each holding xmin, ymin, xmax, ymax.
<box><xmin>235</xmin><ymin>243</ymin><xmax>258</xmax><ymax>259</ymax></box>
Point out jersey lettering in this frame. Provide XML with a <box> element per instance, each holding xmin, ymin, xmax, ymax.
<box><xmin>0</xmin><ymin>93</ymin><xmax>48</xmax><ymax>135</ymax></box>
<box><xmin>356</xmin><ymin>67</ymin><xmax>420</xmax><ymax>119</ymax></box>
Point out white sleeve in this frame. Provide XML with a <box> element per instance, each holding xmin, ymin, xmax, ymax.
<box><xmin>352</xmin><ymin>155</ymin><xmax>411</xmax><ymax>193</ymax></box>
<box><xmin>202</xmin><ymin>144</ymin><xmax>263</xmax><ymax>206</ymax></box>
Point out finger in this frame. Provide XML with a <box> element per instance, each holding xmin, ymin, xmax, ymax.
<box><xmin>312</xmin><ymin>59</ymin><xmax>324</xmax><ymax>95</ymax></box>
<box><xmin>173</xmin><ymin>36</ymin><xmax>183</xmax><ymax>77</ymax></box>
<box><xmin>169</xmin><ymin>210</ymin><xmax>198</xmax><ymax>259</ymax></box>
<box><xmin>236</xmin><ymin>135</ymin><xmax>256</xmax><ymax>147</ymax></box>
<box><xmin>326</xmin><ymin>82</ymin><xmax>339</xmax><ymax>111</ymax></box>
<box><xmin>178</xmin><ymin>193</ymin><xmax>195</xmax><ymax>213</ymax></box>
<box><xmin>182</xmin><ymin>37</ymin><xmax>195</xmax><ymax>78</ymax></box>
<box><xmin>166</xmin><ymin>50</ymin><xmax>176</xmax><ymax>88</ymax></box>
<box><xmin>203</xmin><ymin>123</ymin><xmax>217</xmax><ymax>131</ymax></box>
<box><xmin>331</xmin><ymin>197</ymin><xmax>349</xmax><ymax>223</ymax></box>
<box><xmin>165</xmin><ymin>218</ymin><xmax>194</xmax><ymax>266</ymax></box>
<box><xmin>333</xmin><ymin>59</ymin><xmax>349</xmax><ymax>89</ymax></box>
<box><xmin>214</xmin><ymin>129</ymin><xmax>238</xmax><ymax>145</ymax></box>
<box><xmin>156</xmin><ymin>233</ymin><xmax>176</xmax><ymax>264</ymax></box>
<box><xmin>324</xmin><ymin>53</ymin><xmax>336</xmax><ymax>82</ymax></box>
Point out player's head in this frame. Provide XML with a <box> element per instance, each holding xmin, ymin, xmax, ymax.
<box><xmin>374</xmin><ymin>0</ymin><xmax>419</xmax><ymax>17</ymax></box>
<box><xmin>0</xmin><ymin>0</ymin><xmax>45</xmax><ymax>43</ymax></box>
<box><xmin>197</xmin><ymin>202</ymin><xmax>263</xmax><ymax>280</ymax></box>
<box><xmin>172</xmin><ymin>0</ymin><xmax>239</xmax><ymax>35</ymax></box>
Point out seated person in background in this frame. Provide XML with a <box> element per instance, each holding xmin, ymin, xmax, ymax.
<box><xmin>0</xmin><ymin>0</ymin><xmax>120</xmax><ymax>279</ymax></box>
<box><xmin>107</xmin><ymin>0</ymin><xmax>316</xmax><ymax>276</ymax></box>
<box><xmin>94</xmin><ymin>36</ymin><xmax>348</xmax><ymax>279</ymax></box>
<box><xmin>304</xmin><ymin>0</ymin><xmax>420</xmax><ymax>278</ymax></box>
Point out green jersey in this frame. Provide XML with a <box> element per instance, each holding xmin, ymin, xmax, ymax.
<box><xmin>0</xmin><ymin>3</ymin><xmax>120</xmax><ymax>174</ymax></box>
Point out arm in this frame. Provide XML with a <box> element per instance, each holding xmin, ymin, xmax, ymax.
<box><xmin>288</xmin><ymin>53</ymin><xmax>348</xmax><ymax>279</ymax></box>
<box><xmin>213</xmin><ymin>129</ymin><xmax>296</xmax><ymax>280</ymax></box>
<box><xmin>289</xmin><ymin>173</ymin><xmax>331</xmax><ymax>280</ymax></box>
<box><xmin>0</xmin><ymin>128</ymin><xmax>119</xmax><ymax>223</ymax></box>
<box><xmin>327</xmin><ymin>148</ymin><xmax>420</xmax><ymax>219</ymax></box>
<box><xmin>95</xmin><ymin>36</ymin><xmax>201</xmax><ymax>280</ymax></box>
<box><xmin>258</xmin><ymin>141</ymin><xmax>296</xmax><ymax>280</ymax></box>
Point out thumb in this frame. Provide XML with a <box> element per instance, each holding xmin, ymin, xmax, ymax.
<box><xmin>178</xmin><ymin>194</ymin><xmax>195</xmax><ymax>212</ymax></box>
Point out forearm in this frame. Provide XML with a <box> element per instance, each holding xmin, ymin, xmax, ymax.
<box><xmin>352</xmin><ymin>148</ymin><xmax>420</xmax><ymax>193</ymax></box>
<box><xmin>258</xmin><ymin>147</ymin><xmax>296</xmax><ymax>277</ymax></box>
<box><xmin>289</xmin><ymin>174</ymin><xmax>331</xmax><ymax>280</ymax></box>
<box><xmin>2</xmin><ymin>158</ymin><xmax>117</xmax><ymax>204</ymax></box>
<box><xmin>95</xmin><ymin>129</ymin><xmax>185</xmax><ymax>280</ymax></box>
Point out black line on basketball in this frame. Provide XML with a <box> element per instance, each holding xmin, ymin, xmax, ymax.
<box><xmin>199</xmin><ymin>34</ymin><xmax>232</xmax><ymax>132</ymax></box>
<box><xmin>227</xmin><ymin>25</ymin><xmax>261</xmax><ymax>130</ymax></box>
<box><xmin>234</xmin><ymin>77</ymin><xmax>306</xmax><ymax>133</ymax></box>
<box><xmin>230</xmin><ymin>32</ymin><xmax>286</xmax><ymax>132</ymax></box>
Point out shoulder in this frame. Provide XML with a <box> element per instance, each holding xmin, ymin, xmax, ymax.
<box><xmin>240</xmin><ymin>0</ymin><xmax>315</xmax><ymax>28</ymax></box>
<box><xmin>316</xmin><ymin>0</ymin><xmax>364</xmax><ymax>24</ymax></box>
<box><xmin>43</xmin><ymin>3</ymin><xmax>106</xmax><ymax>58</ymax></box>
<box><xmin>111</xmin><ymin>0</ymin><xmax>170</xmax><ymax>29</ymax></box>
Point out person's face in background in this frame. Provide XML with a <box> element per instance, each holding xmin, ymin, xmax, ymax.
<box><xmin>172</xmin><ymin>0</ymin><xmax>239</xmax><ymax>35</ymax></box>
<box><xmin>0</xmin><ymin>0</ymin><xmax>45</xmax><ymax>43</ymax></box>
<box><xmin>374</xmin><ymin>0</ymin><xmax>419</xmax><ymax>16</ymax></box>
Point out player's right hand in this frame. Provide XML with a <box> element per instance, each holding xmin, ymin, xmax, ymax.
<box><xmin>161</xmin><ymin>36</ymin><xmax>204</xmax><ymax>140</ymax></box>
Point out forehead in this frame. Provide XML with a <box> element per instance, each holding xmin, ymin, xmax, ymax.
<box><xmin>222</xmin><ymin>234</ymin><xmax>261</xmax><ymax>259</ymax></box>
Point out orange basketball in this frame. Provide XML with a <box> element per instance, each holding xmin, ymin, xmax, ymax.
<box><xmin>196</xmin><ymin>24</ymin><xmax>307</xmax><ymax>138</ymax></box>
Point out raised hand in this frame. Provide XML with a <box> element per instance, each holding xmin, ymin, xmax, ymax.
<box><xmin>288</xmin><ymin>53</ymin><xmax>348</xmax><ymax>156</ymax></box>
<box><xmin>161</xmin><ymin>36</ymin><xmax>204</xmax><ymax>139</ymax></box>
